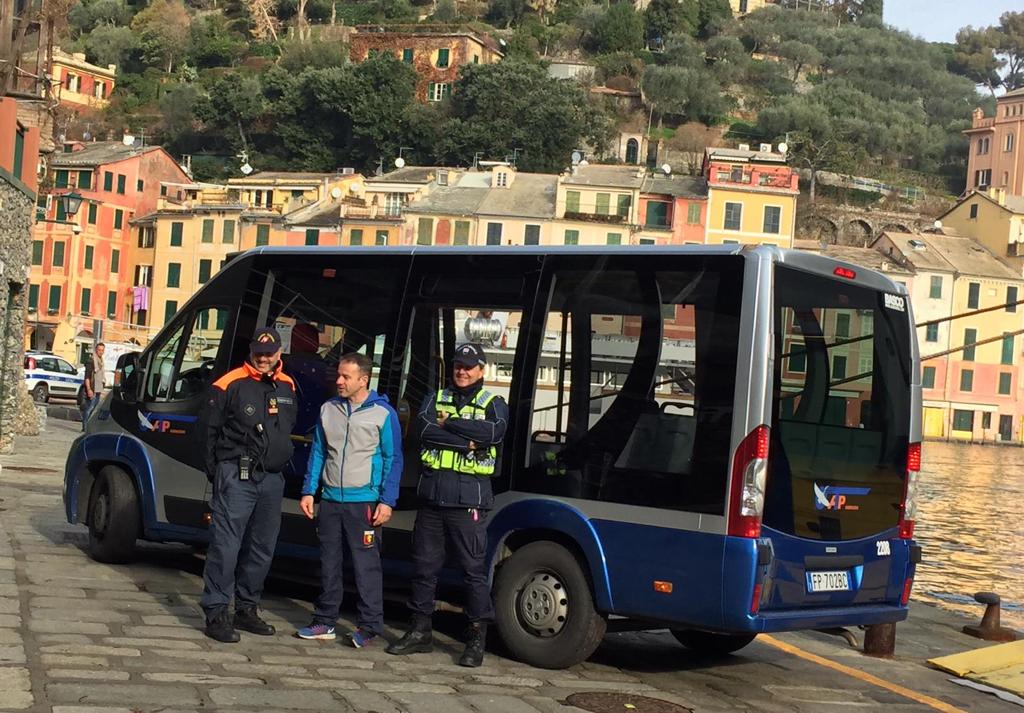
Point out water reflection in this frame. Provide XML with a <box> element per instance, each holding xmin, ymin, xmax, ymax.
<box><xmin>916</xmin><ymin>441</ymin><xmax>1024</xmax><ymax>630</ymax></box>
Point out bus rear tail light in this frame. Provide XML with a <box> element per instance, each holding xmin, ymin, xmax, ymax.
<box><xmin>898</xmin><ymin>442</ymin><xmax>920</xmax><ymax>540</ymax></box>
<box><xmin>728</xmin><ymin>425</ymin><xmax>770</xmax><ymax>538</ymax></box>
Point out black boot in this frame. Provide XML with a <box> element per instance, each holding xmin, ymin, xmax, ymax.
<box><xmin>234</xmin><ymin>607</ymin><xmax>275</xmax><ymax>636</ymax></box>
<box><xmin>458</xmin><ymin>623</ymin><xmax>486</xmax><ymax>668</ymax></box>
<box><xmin>204</xmin><ymin>610</ymin><xmax>240</xmax><ymax>643</ymax></box>
<box><xmin>386</xmin><ymin>616</ymin><xmax>433</xmax><ymax>655</ymax></box>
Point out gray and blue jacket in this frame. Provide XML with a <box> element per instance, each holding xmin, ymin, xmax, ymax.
<box><xmin>301</xmin><ymin>391</ymin><xmax>403</xmax><ymax>506</ymax></box>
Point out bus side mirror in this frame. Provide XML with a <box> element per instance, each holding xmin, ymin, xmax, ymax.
<box><xmin>115</xmin><ymin>352</ymin><xmax>141</xmax><ymax>403</ymax></box>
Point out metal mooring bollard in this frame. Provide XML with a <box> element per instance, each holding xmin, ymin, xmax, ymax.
<box><xmin>863</xmin><ymin>622</ymin><xmax>896</xmax><ymax>657</ymax></box>
<box><xmin>962</xmin><ymin>592</ymin><xmax>1018</xmax><ymax>642</ymax></box>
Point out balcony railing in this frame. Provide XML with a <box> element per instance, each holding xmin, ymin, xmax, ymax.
<box><xmin>563</xmin><ymin>211</ymin><xmax>627</xmax><ymax>225</ymax></box>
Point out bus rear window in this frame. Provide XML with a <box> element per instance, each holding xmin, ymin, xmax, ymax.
<box><xmin>764</xmin><ymin>266</ymin><xmax>912</xmax><ymax>541</ymax></box>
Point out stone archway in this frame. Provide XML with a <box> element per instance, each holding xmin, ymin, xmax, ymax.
<box><xmin>881</xmin><ymin>223</ymin><xmax>912</xmax><ymax>235</ymax></box>
<box><xmin>798</xmin><ymin>215</ymin><xmax>840</xmax><ymax>245</ymax></box>
<box><xmin>845</xmin><ymin>219</ymin><xmax>872</xmax><ymax>246</ymax></box>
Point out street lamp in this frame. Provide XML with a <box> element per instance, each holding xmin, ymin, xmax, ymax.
<box><xmin>59</xmin><ymin>191</ymin><xmax>84</xmax><ymax>219</ymax></box>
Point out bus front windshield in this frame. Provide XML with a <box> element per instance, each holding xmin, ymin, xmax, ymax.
<box><xmin>764</xmin><ymin>266</ymin><xmax>913</xmax><ymax>541</ymax></box>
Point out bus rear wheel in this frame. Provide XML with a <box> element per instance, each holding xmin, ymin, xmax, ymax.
<box><xmin>87</xmin><ymin>466</ymin><xmax>141</xmax><ymax>564</ymax></box>
<box><xmin>670</xmin><ymin>629</ymin><xmax>757</xmax><ymax>655</ymax></box>
<box><xmin>493</xmin><ymin>541</ymin><xmax>606</xmax><ymax>670</ymax></box>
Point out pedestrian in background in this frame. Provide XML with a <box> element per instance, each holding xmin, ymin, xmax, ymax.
<box><xmin>81</xmin><ymin>342</ymin><xmax>105</xmax><ymax>430</ymax></box>
<box><xmin>297</xmin><ymin>352</ymin><xmax>403</xmax><ymax>648</ymax></box>
<box><xmin>387</xmin><ymin>344</ymin><xmax>507</xmax><ymax>668</ymax></box>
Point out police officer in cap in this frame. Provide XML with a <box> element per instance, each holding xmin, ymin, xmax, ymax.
<box><xmin>387</xmin><ymin>343</ymin><xmax>507</xmax><ymax>667</ymax></box>
<box><xmin>200</xmin><ymin>327</ymin><xmax>297</xmax><ymax>642</ymax></box>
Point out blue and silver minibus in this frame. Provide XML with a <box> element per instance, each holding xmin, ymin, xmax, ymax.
<box><xmin>64</xmin><ymin>245</ymin><xmax>922</xmax><ymax>669</ymax></box>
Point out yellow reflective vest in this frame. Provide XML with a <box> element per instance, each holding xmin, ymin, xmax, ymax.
<box><xmin>420</xmin><ymin>388</ymin><xmax>498</xmax><ymax>476</ymax></box>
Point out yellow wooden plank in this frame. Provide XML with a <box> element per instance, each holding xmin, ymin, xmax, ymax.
<box><xmin>928</xmin><ymin>640</ymin><xmax>1024</xmax><ymax>677</ymax></box>
<box><xmin>975</xmin><ymin>663</ymin><xmax>1024</xmax><ymax>696</ymax></box>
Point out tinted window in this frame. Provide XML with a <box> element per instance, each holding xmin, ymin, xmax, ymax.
<box><xmin>518</xmin><ymin>256</ymin><xmax>744</xmax><ymax>513</ymax></box>
<box><xmin>765</xmin><ymin>266</ymin><xmax>912</xmax><ymax>541</ymax></box>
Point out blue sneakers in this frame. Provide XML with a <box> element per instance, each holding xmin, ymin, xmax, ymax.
<box><xmin>348</xmin><ymin>628</ymin><xmax>378</xmax><ymax>648</ymax></box>
<box><xmin>297</xmin><ymin>623</ymin><xmax>336</xmax><ymax>640</ymax></box>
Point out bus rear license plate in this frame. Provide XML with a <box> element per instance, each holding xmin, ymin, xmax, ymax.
<box><xmin>806</xmin><ymin>570</ymin><xmax>850</xmax><ymax>593</ymax></box>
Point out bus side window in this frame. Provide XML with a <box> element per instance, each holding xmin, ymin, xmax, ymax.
<box><xmin>144</xmin><ymin>307</ymin><xmax>231</xmax><ymax>403</ymax></box>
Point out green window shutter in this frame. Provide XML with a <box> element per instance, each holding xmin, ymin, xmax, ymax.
<box><xmin>256</xmin><ymin>224</ymin><xmax>270</xmax><ymax>246</ymax></box>
<box><xmin>453</xmin><ymin>221</ymin><xmax>470</xmax><ymax>245</ymax></box>
<box><xmin>960</xmin><ymin>369</ymin><xmax>973</xmax><ymax>392</ymax></box>
<box><xmin>607</xmin><ymin>232</ymin><xmax>621</xmax><ymax>245</ymax></box>
<box><xmin>48</xmin><ymin>285</ymin><xmax>61</xmax><ymax>312</ymax></box>
<box><xmin>564</xmin><ymin>229</ymin><xmax>579</xmax><ymax>245</ymax></box>
<box><xmin>922</xmin><ymin>366</ymin><xmax>935</xmax><ymax>389</ymax></box>
<box><xmin>55</xmin><ymin>170</ymin><xmax>68</xmax><ymax>188</ymax></box>
<box><xmin>350</xmin><ymin>229</ymin><xmax>363</xmax><ymax>246</ymax></box>
<box><xmin>417</xmin><ymin>218</ymin><xmax>433</xmax><ymax>245</ymax></box>
<box><xmin>724</xmin><ymin>202</ymin><xmax>742</xmax><ymax>230</ymax></box>
<box><xmin>170</xmin><ymin>222</ymin><xmax>183</xmax><ymax>246</ymax></box>
<box><xmin>84</xmin><ymin>245</ymin><xmax>94</xmax><ymax>270</ymax></box>
<box><xmin>202</xmin><ymin>219</ymin><xmax>214</xmax><ymax>243</ymax></box>
<box><xmin>1008</xmin><ymin>286</ymin><xmax>1018</xmax><ymax>312</ymax></box>
<box><xmin>524</xmin><ymin>225</ymin><xmax>540</xmax><ymax>245</ymax></box>
<box><xmin>103</xmin><ymin>172</ymin><xmax>113</xmax><ymax>191</ymax></box>
<box><xmin>565</xmin><ymin>191</ymin><xmax>580</xmax><ymax>214</ymax></box>
<box><xmin>114</xmin><ymin>209</ymin><xmax>123</xmax><ymax>230</ymax></box>
<box><xmin>964</xmin><ymin>328</ymin><xmax>977</xmax><ymax>361</ymax></box>
<box><xmin>486</xmin><ymin>223</ymin><xmax>502</xmax><ymax>245</ymax></box>
<box><xmin>28</xmin><ymin>284</ymin><xmax>39</xmax><ymax>311</ymax></box>
<box><xmin>645</xmin><ymin>201</ymin><xmax>669</xmax><ymax>227</ymax></box>
<box><xmin>616</xmin><ymin>194</ymin><xmax>631</xmax><ymax>217</ymax></box>
<box><xmin>13</xmin><ymin>128</ymin><xmax>24</xmax><ymax>179</ymax></box>
<box><xmin>116</xmin><ymin>174</ymin><xmax>126</xmax><ymax>194</ymax></box>
<box><xmin>107</xmin><ymin>291</ymin><xmax>117</xmax><ymax>317</ymax></box>
<box><xmin>403</xmin><ymin>48</ymin><xmax>414</xmax><ymax>63</ymax></box>
<box><xmin>968</xmin><ymin>282</ymin><xmax>980</xmax><ymax>309</ymax></box>
<box><xmin>164</xmin><ymin>300</ymin><xmax>178</xmax><ymax>325</ymax></box>
<box><xmin>427</xmin><ymin>82</ymin><xmax>436</xmax><ymax>101</ymax></box>
<box><xmin>687</xmin><ymin>203</ymin><xmax>701</xmax><ymax>224</ymax></box>
<box><xmin>305</xmin><ymin>228</ymin><xmax>319</xmax><ymax>246</ymax></box>
<box><xmin>376</xmin><ymin>230</ymin><xmax>388</xmax><ymax>245</ymax></box>
<box><xmin>595</xmin><ymin>193</ymin><xmax>610</xmax><ymax>215</ymax></box>
<box><xmin>111</xmin><ymin>249</ymin><xmax>120</xmax><ymax>274</ymax></box>
<box><xmin>216</xmin><ymin>309</ymin><xmax>227</xmax><ymax>330</ymax></box>
<box><xmin>763</xmin><ymin>206</ymin><xmax>781</xmax><ymax>234</ymax></box>
<box><xmin>926</xmin><ymin>323</ymin><xmax>938</xmax><ymax>342</ymax></box>
<box><xmin>223</xmin><ymin>220</ymin><xmax>235</xmax><ymax>244</ymax></box>
<box><xmin>137</xmin><ymin>179</ymin><xmax>144</xmax><ymax>192</ymax></box>
<box><xmin>437</xmin><ymin>48</ymin><xmax>450</xmax><ymax>67</ymax></box>
<box><xmin>167</xmin><ymin>263</ymin><xmax>181</xmax><ymax>288</ymax></box>
<box><xmin>835</xmin><ymin>313</ymin><xmax>849</xmax><ymax>337</ymax></box>
<box><xmin>929</xmin><ymin>276</ymin><xmax>942</xmax><ymax>299</ymax></box>
<box><xmin>55</xmin><ymin>201</ymin><xmax>66</xmax><ymax>222</ymax></box>
<box><xmin>1002</xmin><ymin>333</ymin><xmax>1015</xmax><ymax>365</ymax></box>
<box><xmin>78</xmin><ymin>170</ymin><xmax>92</xmax><ymax>189</ymax></box>
<box><xmin>999</xmin><ymin>372</ymin><xmax>1012</xmax><ymax>395</ymax></box>
<box><xmin>87</xmin><ymin>203</ymin><xmax>97</xmax><ymax>224</ymax></box>
<box><xmin>80</xmin><ymin>287</ymin><xmax>91</xmax><ymax>314</ymax></box>
<box><xmin>832</xmin><ymin>355</ymin><xmax>847</xmax><ymax>380</ymax></box>
<box><xmin>31</xmin><ymin>241</ymin><xmax>43</xmax><ymax>265</ymax></box>
<box><xmin>198</xmin><ymin>259</ymin><xmax>211</xmax><ymax>284</ymax></box>
<box><xmin>52</xmin><ymin>242</ymin><xmax>65</xmax><ymax>267</ymax></box>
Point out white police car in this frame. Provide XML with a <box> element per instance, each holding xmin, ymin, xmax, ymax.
<box><xmin>24</xmin><ymin>352</ymin><xmax>84</xmax><ymax>403</ymax></box>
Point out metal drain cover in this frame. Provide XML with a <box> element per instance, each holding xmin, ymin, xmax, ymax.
<box><xmin>565</xmin><ymin>693</ymin><xmax>693</xmax><ymax>713</ymax></box>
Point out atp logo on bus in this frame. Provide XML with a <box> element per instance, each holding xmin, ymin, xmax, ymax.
<box><xmin>814</xmin><ymin>483</ymin><xmax>871</xmax><ymax>511</ymax></box>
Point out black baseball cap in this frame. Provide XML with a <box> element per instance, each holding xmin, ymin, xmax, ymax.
<box><xmin>251</xmin><ymin>327</ymin><xmax>283</xmax><ymax>354</ymax></box>
<box><xmin>453</xmin><ymin>343</ymin><xmax>487</xmax><ymax>368</ymax></box>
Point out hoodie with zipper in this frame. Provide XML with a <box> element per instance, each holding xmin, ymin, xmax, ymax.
<box><xmin>301</xmin><ymin>391</ymin><xmax>403</xmax><ymax>506</ymax></box>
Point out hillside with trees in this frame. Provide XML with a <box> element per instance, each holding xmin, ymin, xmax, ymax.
<box><xmin>51</xmin><ymin>0</ymin><xmax>1022</xmax><ymax>192</ymax></box>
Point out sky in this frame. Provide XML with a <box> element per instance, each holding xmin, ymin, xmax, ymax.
<box><xmin>883</xmin><ymin>0</ymin><xmax>1011</xmax><ymax>43</ymax></box>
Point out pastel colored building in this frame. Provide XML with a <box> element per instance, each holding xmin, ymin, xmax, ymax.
<box><xmin>552</xmin><ymin>164</ymin><xmax>644</xmax><ymax>246</ymax></box>
<box><xmin>51</xmin><ymin>48</ymin><xmax>117</xmax><ymax>112</ymax></box>
<box><xmin>938</xmin><ymin>188</ymin><xmax>1024</xmax><ymax>274</ymax></box>
<box><xmin>963</xmin><ymin>87</ymin><xmax>1024</xmax><ymax>196</ymax></box>
<box><xmin>638</xmin><ymin>173</ymin><xmax>707</xmax><ymax>245</ymax></box>
<box><xmin>702</xmin><ymin>147</ymin><xmax>798</xmax><ymax>248</ymax></box>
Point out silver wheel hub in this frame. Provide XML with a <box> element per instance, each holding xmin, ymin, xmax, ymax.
<box><xmin>518</xmin><ymin>572</ymin><xmax>569</xmax><ymax>637</ymax></box>
<box><xmin>94</xmin><ymin>492</ymin><xmax>109</xmax><ymax>534</ymax></box>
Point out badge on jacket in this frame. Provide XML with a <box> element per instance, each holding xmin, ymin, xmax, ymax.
<box><xmin>363</xmin><ymin>530</ymin><xmax>375</xmax><ymax>547</ymax></box>
<box><xmin>268</xmin><ymin>396</ymin><xmax>278</xmax><ymax>415</ymax></box>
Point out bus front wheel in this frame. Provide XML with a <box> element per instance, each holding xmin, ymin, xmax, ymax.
<box><xmin>87</xmin><ymin>466</ymin><xmax>140</xmax><ymax>564</ymax></box>
<box><xmin>670</xmin><ymin>629</ymin><xmax>757</xmax><ymax>655</ymax></box>
<box><xmin>493</xmin><ymin>541</ymin><xmax>606</xmax><ymax>670</ymax></box>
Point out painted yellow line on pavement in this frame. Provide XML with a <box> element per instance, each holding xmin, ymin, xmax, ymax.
<box><xmin>760</xmin><ymin>634</ymin><xmax>967</xmax><ymax>713</ymax></box>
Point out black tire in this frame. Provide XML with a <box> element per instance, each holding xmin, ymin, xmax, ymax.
<box><xmin>493</xmin><ymin>541</ymin><xmax>607</xmax><ymax>669</ymax></box>
<box><xmin>87</xmin><ymin>466</ymin><xmax>141</xmax><ymax>563</ymax></box>
<box><xmin>670</xmin><ymin>629</ymin><xmax>757</xmax><ymax>655</ymax></box>
<box><xmin>31</xmin><ymin>383</ymin><xmax>48</xmax><ymax>403</ymax></box>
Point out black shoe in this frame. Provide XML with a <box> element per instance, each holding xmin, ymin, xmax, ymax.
<box><xmin>204</xmin><ymin>611</ymin><xmax>240</xmax><ymax>643</ymax></box>
<box><xmin>234</xmin><ymin>607</ymin><xmax>275</xmax><ymax>636</ymax></box>
<box><xmin>386</xmin><ymin>617</ymin><xmax>433</xmax><ymax>655</ymax></box>
<box><xmin>458</xmin><ymin>623</ymin><xmax>486</xmax><ymax>668</ymax></box>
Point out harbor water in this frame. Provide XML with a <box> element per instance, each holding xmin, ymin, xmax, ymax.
<box><xmin>915</xmin><ymin>440</ymin><xmax>1024</xmax><ymax>630</ymax></box>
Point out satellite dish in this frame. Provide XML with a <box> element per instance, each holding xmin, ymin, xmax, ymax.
<box><xmin>330</xmin><ymin>187</ymin><xmax>342</xmax><ymax>199</ymax></box>
<box><xmin>578</xmin><ymin>159</ymin><xmax>589</xmax><ymax>167</ymax></box>
<box><xmin>349</xmin><ymin>183</ymin><xmax>359</xmax><ymax>193</ymax></box>
<box><xmin>240</xmin><ymin>162</ymin><xmax>253</xmax><ymax>175</ymax></box>
<box><xmin>571</xmin><ymin>151</ymin><xmax>582</xmax><ymax>165</ymax></box>
<box><xmin>933</xmin><ymin>220</ymin><xmax>943</xmax><ymax>230</ymax></box>
<box><xmin>394</xmin><ymin>156</ymin><xmax>406</xmax><ymax>168</ymax></box>
<box><xmin>122</xmin><ymin>134</ymin><xmax>135</xmax><ymax>146</ymax></box>
<box><xmin>83</xmin><ymin>131</ymin><xmax>92</xmax><ymax>141</ymax></box>
<box><xmin>777</xmin><ymin>142</ymin><xmax>788</xmax><ymax>155</ymax></box>
<box><xmin>662</xmin><ymin>163</ymin><xmax>671</xmax><ymax>175</ymax></box>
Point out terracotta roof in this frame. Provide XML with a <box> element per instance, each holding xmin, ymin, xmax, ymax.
<box><xmin>50</xmin><ymin>142</ymin><xmax>162</xmax><ymax>167</ymax></box>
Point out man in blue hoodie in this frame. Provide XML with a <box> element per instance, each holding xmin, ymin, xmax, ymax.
<box><xmin>297</xmin><ymin>352</ymin><xmax>403</xmax><ymax>647</ymax></box>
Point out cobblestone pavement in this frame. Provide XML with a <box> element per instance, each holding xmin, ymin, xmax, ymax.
<box><xmin>0</xmin><ymin>420</ymin><xmax>1013</xmax><ymax>712</ymax></box>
